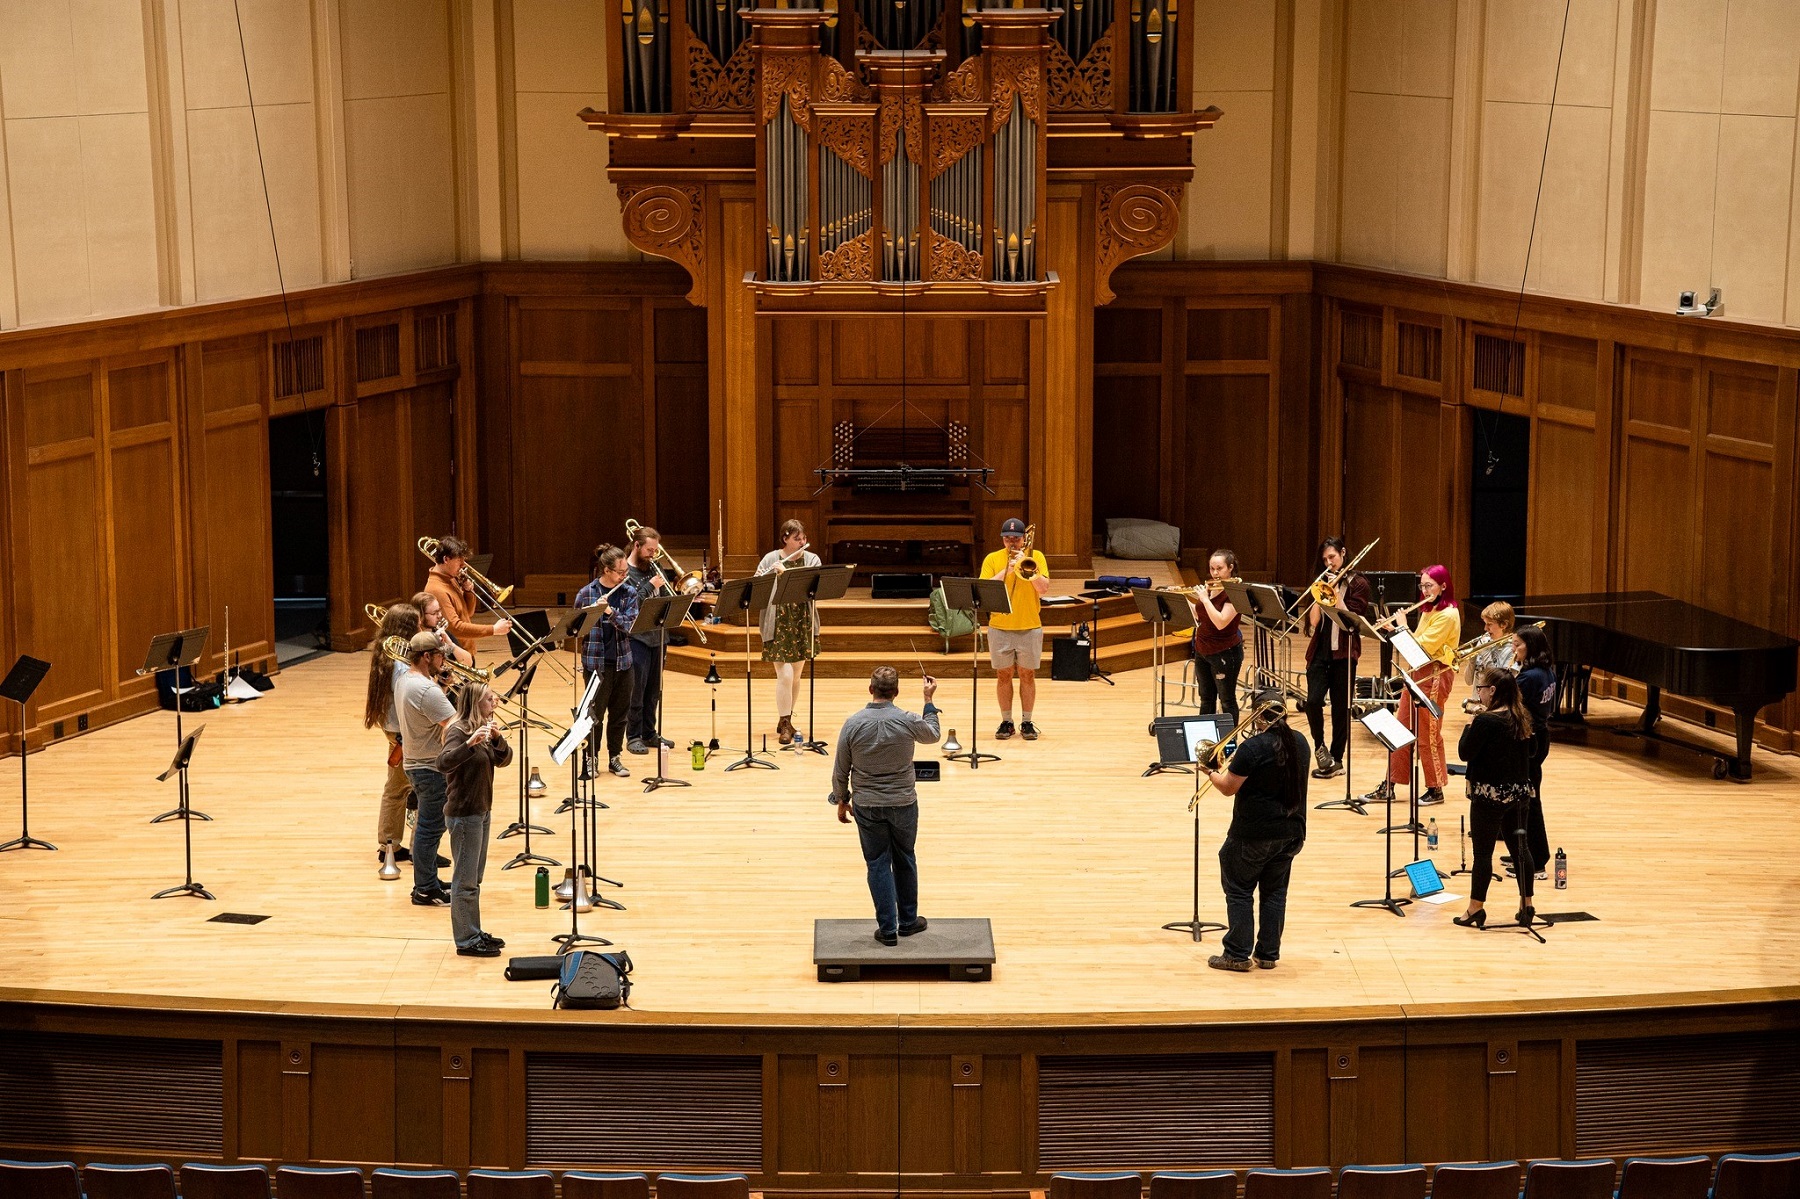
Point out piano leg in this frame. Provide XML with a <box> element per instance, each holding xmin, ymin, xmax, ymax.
<box><xmin>1639</xmin><ymin>685</ymin><xmax>1661</xmax><ymax>732</ymax></box>
<box><xmin>1729</xmin><ymin>704</ymin><xmax>1758</xmax><ymax>781</ymax></box>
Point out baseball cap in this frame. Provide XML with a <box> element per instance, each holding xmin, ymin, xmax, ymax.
<box><xmin>1000</xmin><ymin>518</ymin><xmax>1027</xmax><ymax>535</ymax></box>
<box><xmin>408</xmin><ymin>632</ymin><xmax>442</xmax><ymax>657</ymax></box>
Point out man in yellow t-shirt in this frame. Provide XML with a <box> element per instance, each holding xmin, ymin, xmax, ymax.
<box><xmin>977</xmin><ymin>517</ymin><xmax>1051</xmax><ymax>740</ymax></box>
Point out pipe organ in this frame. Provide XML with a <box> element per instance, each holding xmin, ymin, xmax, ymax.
<box><xmin>582</xmin><ymin>0</ymin><xmax>1217</xmax><ymax>574</ymax></box>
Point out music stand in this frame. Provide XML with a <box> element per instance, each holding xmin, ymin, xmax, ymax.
<box><xmin>1316</xmin><ymin>605</ymin><xmax>1383</xmax><ymax>815</ymax></box>
<box><xmin>1075</xmin><ymin>591</ymin><xmax>1115</xmax><ymax>685</ymax></box>
<box><xmin>549</xmin><ymin>706</ymin><xmax>609</xmax><ymax>950</ymax></box>
<box><xmin>1219</xmin><ymin>581</ymin><xmax>1282</xmax><ymax>705</ymax></box>
<box><xmin>772</xmin><ymin>564</ymin><xmax>854</xmax><ymax>756</ymax></box>
<box><xmin>1161</xmin><ymin>713</ymin><xmax>1235</xmax><ymax>942</ymax></box>
<box><xmin>939</xmin><ymin>577</ymin><xmax>1010</xmax><ymax>768</ymax></box>
<box><xmin>634</xmin><ymin>594</ymin><xmax>694</xmax><ymax>792</ymax></box>
<box><xmin>1350</xmin><ymin>707</ymin><xmax>1415</xmax><ymax>918</ymax></box>
<box><xmin>138</xmin><ymin>628</ymin><xmax>211</xmax><ymax>822</ymax></box>
<box><xmin>1381</xmin><ymin>629</ymin><xmax>1439</xmax><ymax>846</ymax></box>
<box><xmin>717</xmin><ymin>573</ymin><xmax>780</xmax><ymax>771</ymax></box>
<box><xmin>1131</xmin><ymin>589</ymin><xmax>1196</xmax><ymax>773</ymax></box>
<box><xmin>499</xmin><ymin>660</ymin><xmax>560</xmax><ymax>871</ymax></box>
<box><xmin>0</xmin><ymin>656</ymin><xmax>53</xmax><ymax>852</ymax></box>
<box><xmin>152</xmin><ymin>726</ymin><xmax>212</xmax><ymax>900</ymax></box>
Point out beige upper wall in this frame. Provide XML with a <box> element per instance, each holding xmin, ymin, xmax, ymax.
<box><xmin>3</xmin><ymin>0</ymin><xmax>1797</xmax><ymax>327</ymax></box>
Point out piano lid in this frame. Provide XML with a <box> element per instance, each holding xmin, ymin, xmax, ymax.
<box><xmin>1515</xmin><ymin>591</ymin><xmax>1798</xmax><ymax>654</ymax></box>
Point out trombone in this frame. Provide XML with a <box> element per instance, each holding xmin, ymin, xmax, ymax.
<box><xmin>1286</xmin><ymin>537</ymin><xmax>1379</xmax><ymax>629</ymax></box>
<box><xmin>1452</xmin><ymin>620</ymin><xmax>1545</xmax><ymax>668</ymax></box>
<box><xmin>624</xmin><ymin>518</ymin><xmax>710</xmax><ymax>645</ymax></box>
<box><xmin>1006</xmin><ymin>523</ymin><xmax>1040</xmax><ymax>579</ymax></box>
<box><xmin>382</xmin><ymin>636</ymin><xmax>569</xmax><ymax>737</ymax></box>
<box><xmin>1186</xmin><ymin>699</ymin><xmax>1286</xmax><ymax>811</ymax></box>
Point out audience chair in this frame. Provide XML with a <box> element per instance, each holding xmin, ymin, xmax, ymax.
<box><xmin>1337</xmin><ymin>1163</ymin><xmax>1429</xmax><ymax>1199</ymax></box>
<box><xmin>1521</xmin><ymin>1159</ymin><xmax>1615</xmax><ymax>1199</ymax></box>
<box><xmin>274</xmin><ymin>1166</ymin><xmax>365</xmax><ymax>1199</ymax></box>
<box><xmin>369</xmin><ymin>1169</ymin><xmax>459</xmax><ymax>1199</ymax></box>
<box><xmin>1147</xmin><ymin>1170</ymin><xmax>1238</xmax><ymax>1199</ymax></box>
<box><xmin>465</xmin><ymin>1171</ymin><xmax>555</xmax><ymax>1199</ymax></box>
<box><xmin>0</xmin><ymin>1159</ymin><xmax>84</xmax><ymax>1199</ymax></box>
<box><xmin>1241</xmin><ymin>1167</ymin><xmax>1332</xmax><ymax>1199</ymax></box>
<box><xmin>1710</xmin><ymin>1152</ymin><xmax>1800</xmax><ymax>1199</ymax></box>
<box><xmin>1046</xmin><ymin>1172</ymin><xmax>1143</xmax><ymax>1199</ymax></box>
<box><xmin>1428</xmin><ymin>1161</ymin><xmax>1522</xmax><ymax>1199</ymax></box>
<box><xmin>562</xmin><ymin>1173</ymin><xmax>651</xmax><ymax>1199</ymax></box>
<box><xmin>181</xmin><ymin>1163</ymin><xmax>272</xmax><ymax>1199</ymax></box>
<box><xmin>654</xmin><ymin>1174</ymin><xmax>754</xmax><ymax>1199</ymax></box>
<box><xmin>83</xmin><ymin>1163</ymin><xmax>178</xmax><ymax>1199</ymax></box>
<box><xmin>1614</xmin><ymin>1155</ymin><xmax>1711</xmax><ymax>1199</ymax></box>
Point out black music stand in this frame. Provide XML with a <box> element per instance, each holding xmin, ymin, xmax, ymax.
<box><xmin>1382</xmin><ymin>629</ymin><xmax>1439</xmax><ymax>850</ymax></box>
<box><xmin>1363</xmin><ymin>571</ymin><xmax>1416</xmax><ymax>681</ymax></box>
<box><xmin>1132</xmin><ymin>589</ymin><xmax>1196</xmax><ymax>774</ymax></box>
<box><xmin>773</xmin><ymin>564</ymin><xmax>853</xmax><ymax>756</ymax></box>
<box><xmin>940</xmin><ymin>577</ymin><xmax>1010</xmax><ymax>768</ymax></box>
<box><xmin>1350</xmin><ymin>708</ymin><xmax>1415</xmax><ymax>918</ymax></box>
<box><xmin>152</xmin><ymin>726</ymin><xmax>212</xmax><ymax>900</ymax></box>
<box><xmin>139</xmin><ymin>627</ymin><xmax>211</xmax><ymax>823</ymax></box>
<box><xmin>1160</xmin><ymin>712</ymin><xmax>1235</xmax><ymax>942</ymax></box>
<box><xmin>717</xmin><ymin>573</ymin><xmax>780</xmax><ymax>772</ymax></box>
<box><xmin>1317</xmin><ymin>605</ymin><xmax>1383</xmax><ymax>815</ymax></box>
<box><xmin>549</xmin><ymin>704</ymin><xmax>610</xmax><ymax>950</ymax></box>
<box><xmin>1074</xmin><ymin>590</ymin><xmax>1115</xmax><ymax>685</ymax></box>
<box><xmin>634</xmin><ymin>594</ymin><xmax>694</xmax><ymax>792</ymax></box>
<box><xmin>1220</xmin><ymin>581</ymin><xmax>1285</xmax><ymax>703</ymax></box>
<box><xmin>0</xmin><ymin>656</ymin><xmax>53</xmax><ymax>852</ymax></box>
<box><xmin>500</xmin><ymin>660</ymin><xmax>560</xmax><ymax>870</ymax></box>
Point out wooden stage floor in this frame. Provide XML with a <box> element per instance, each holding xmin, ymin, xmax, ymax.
<box><xmin>2</xmin><ymin>641</ymin><xmax>1797</xmax><ymax>1021</ymax></box>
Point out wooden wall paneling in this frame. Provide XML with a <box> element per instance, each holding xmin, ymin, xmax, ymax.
<box><xmin>1617</xmin><ymin>352</ymin><xmax>1699</xmax><ymax>601</ymax></box>
<box><xmin>1277</xmin><ymin>292</ymin><xmax>1317</xmax><ymax>580</ymax></box>
<box><xmin>478</xmin><ymin>290</ymin><xmax>516</xmax><ymax>582</ymax></box>
<box><xmin>1527</xmin><ymin>415</ymin><xmax>1600</xmax><ymax>595</ymax></box>
<box><xmin>0</xmin><ymin>370</ymin><xmax>24</xmax><ymax>753</ymax></box>
<box><xmin>310</xmin><ymin>1043</ymin><xmax>397</xmax><ymax>1164</ymax></box>
<box><xmin>410</xmin><ymin>382</ymin><xmax>459</xmax><ymax>552</ymax></box>
<box><xmin>23</xmin><ymin>367</ymin><xmax>109</xmax><ymax>725</ymax></box>
<box><xmin>654</xmin><ymin>303</ymin><xmax>710</xmax><ymax>538</ymax></box>
<box><xmin>353</xmin><ymin>390</ymin><xmax>417</xmax><ymax>613</ymax></box>
<box><xmin>1772</xmin><ymin>368</ymin><xmax>1799</xmax><ymax>737</ymax></box>
<box><xmin>899</xmin><ymin>1055</ymin><xmax>955</xmax><ymax>1177</ymax></box>
<box><xmin>395</xmin><ymin>1045</ymin><xmax>444</xmax><ymax>1166</ymax></box>
<box><xmin>454</xmin><ymin>297</ymin><xmax>480</xmax><ymax>542</ymax></box>
<box><xmin>104</xmin><ymin>355</ymin><xmax>187</xmax><ymax>701</ymax></box>
<box><xmin>1340</xmin><ymin>381</ymin><xmax>1394</xmax><ymax>565</ymax></box>
<box><xmin>235</xmin><ymin>1039</ymin><xmax>283</xmax><ymax>1162</ymax></box>
<box><xmin>1697</xmin><ymin>365</ymin><xmax>1780</xmax><ymax>631</ymax></box>
<box><xmin>196</xmin><ymin>337</ymin><xmax>276</xmax><ymax>667</ymax></box>
<box><xmin>441</xmin><ymin>1044</ymin><xmax>472</xmax><ymax>1170</ymax></box>
<box><xmin>1514</xmin><ymin>1040</ymin><xmax>1565</xmax><ymax>1160</ymax></box>
<box><xmin>1593</xmin><ymin>341</ymin><xmax>1620</xmax><ymax>592</ymax></box>
<box><xmin>1090</xmin><ymin>304</ymin><xmax>1162</xmax><ymax>535</ymax></box>
<box><xmin>1403</xmin><ymin>1044</ymin><xmax>1488</xmax><ymax>1165</ymax></box>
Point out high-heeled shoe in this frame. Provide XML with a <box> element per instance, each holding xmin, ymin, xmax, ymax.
<box><xmin>1516</xmin><ymin>904</ymin><xmax>1536</xmax><ymax>926</ymax></box>
<box><xmin>1452</xmin><ymin>909</ymin><xmax>1487</xmax><ymax>928</ymax></box>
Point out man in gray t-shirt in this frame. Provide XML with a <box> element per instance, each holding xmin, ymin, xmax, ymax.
<box><xmin>833</xmin><ymin>666</ymin><xmax>940</xmax><ymax>945</ymax></box>
<box><xmin>396</xmin><ymin>632</ymin><xmax>455</xmax><ymax>901</ymax></box>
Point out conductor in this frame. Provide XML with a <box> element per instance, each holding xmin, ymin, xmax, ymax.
<box><xmin>832</xmin><ymin>666</ymin><xmax>942</xmax><ymax>945</ymax></box>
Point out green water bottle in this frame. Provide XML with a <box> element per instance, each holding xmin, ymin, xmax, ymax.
<box><xmin>691</xmin><ymin>740</ymin><xmax>707</xmax><ymax>770</ymax></box>
<box><xmin>534</xmin><ymin>865</ymin><xmax>550</xmax><ymax>909</ymax></box>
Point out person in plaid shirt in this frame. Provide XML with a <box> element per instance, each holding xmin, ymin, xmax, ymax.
<box><xmin>576</xmin><ymin>543</ymin><xmax>639</xmax><ymax>778</ymax></box>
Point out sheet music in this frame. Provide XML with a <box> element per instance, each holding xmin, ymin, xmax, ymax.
<box><xmin>1360</xmin><ymin>707</ymin><xmax>1417</xmax><ymax>751</ymax></box>
<box><xmin>1389</xmin><ymin>627</ymin><xmax>1431</xmax><ymax>671</ymax></box>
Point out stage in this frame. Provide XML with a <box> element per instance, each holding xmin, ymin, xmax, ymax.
<box><xmin>3</xmin><ymin>638</ymin><xmax>1797</xmax><ymax>1022</ymax></box>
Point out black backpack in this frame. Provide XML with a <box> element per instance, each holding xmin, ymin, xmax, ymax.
<box><xmin>554</xmin><ymin>950</ymin><xmax>633</xmax><ymax>1010</ymax></box>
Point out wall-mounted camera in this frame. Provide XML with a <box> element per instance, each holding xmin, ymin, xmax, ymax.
<box><xmin>1676</xmin><ymin>288</ymin><xmax>1721</xmax><ymax>317</ymax></box>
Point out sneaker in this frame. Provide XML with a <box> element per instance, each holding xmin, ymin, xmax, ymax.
<box><xmin>626</xmin><ymin>739</ymin><xmax>649</xmax><ymax>755</ymax></box>
<box><xmin>1418</xmin><ymin>788</ymin><xmax>1445</xmax><ymax>806</ymax></box>
<box><xmin>457</xmin><ymin>940</ymin><xmax>502</xmax><ymax>958</ymax></box>
<box><xmin>655</xmin><ymin>736</ymin><xmax>675</xmax><ymax>749</ymax></box>
<box><xmin>995</xmin><ymin>720</ymin><xmax>1016</xmax><ymax>740</ymax></box>
<box><xmin>1207</xmin><ymin>954</ymin><xmax>1252</xmax><ymax>973</ymax></box>
<box><xmin>411</xmin><ymin>889</ymin><xmax>449</xmax><ymax>907</ymax></box>
<box><xmin>479</xmin><ymin>933</ymin><xmax>506</xmax><ymax>950</ymax></box>
<box><xmin>1362</xmin><ymin>781</ymin><xmax>1394</xmax><ymax>803</ymax></box>
<box><xmin>435</xmin><ymin>854</ymin><xmax>451</xmax><ymax>867</ymax></box>
<box><xmin>1500</xmin><ymin>855</ymin><xmax>1514</xmax><ymax>867</ymax></box>
<box><xmin>874</xmin><ymin>929</ymin><xmax>898</xmax><ymax>946</ymax></box>
<box><xmin>1314</xmin><ymin>744</ymin><xmax>1333</xmax><ymax>774</ymax></box>
<box><xmin>899</xmin><ymin>917</ymin><xmax>929</xmax><ymax>937</ymax></box>
<box><xmin>1252</xmin><ymin>957</ymin><xmax>1278</xmax><ymax>970</ymax></box>
<box><xmin>1020</xmin><ymin>721</ymin><xmax>1040</xmax><ymax>741</ymax></box>
<box><xmin>608</xmin><ymin>756</ymin><xmax>630</xmax><ymax>778</ymax></box>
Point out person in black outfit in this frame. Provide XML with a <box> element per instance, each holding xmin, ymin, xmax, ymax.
<box><xmin>1303</xmin><ymin>536</ymin><xmax>1373</xmax><ymax>779</ymax></box>
<box><xmin>1454</xmin><ymin>668</ymin><xmax>1536</xmax><ymax>927</ymax></box>
<box><xmin>1510</xmin><ymin>624</ymin><xmax>1557</xmax><ymax>880</ymax></box>
<box><xmin>1202</xmin><ymin>709</ymin><xmax>1309</xmax><ymax>971</ymax></box>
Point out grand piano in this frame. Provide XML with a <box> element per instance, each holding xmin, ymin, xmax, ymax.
<box><xmin>1514</xmin><ymin>591</ymin><xmax>1798</xmax><ymax>781</ymax></box>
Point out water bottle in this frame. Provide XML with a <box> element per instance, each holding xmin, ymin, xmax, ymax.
<box><xmin>690</xmin><ymin>740</ymin><xmax>707</xmax><ymax>770</ymax></box>
<box><xmin>534</xmin><ymin>865</ymin><xmax>550</xmax><ymax>909</ymax></box>
<box><xmin>1426</xmin><ymin>818</ymin><xmax>1439</xmax><ymax>852</ymax></box>
<box><xmin>1554</xmin><ymin>847</ymin><xmax>1567</xmax><ymax>890</ymax></box>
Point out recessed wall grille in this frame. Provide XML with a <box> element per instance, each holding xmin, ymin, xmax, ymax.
<box><xmin>416</xmin><ymin>309</ymin><xmax>457</xmax><ymax>373</ymax></box>
<box><xmin>1339</xmin><ymin>308</ymin><xmax>1382</xmax><ymax>370</ymax></box>
<box><xmin>272</xmin><ymin>334</ymin><xmax>326</xmax><ymax>398</ymax></box>
<box><xmin>1396</xmin><ymin>320</ymin><xmax>1442</xmax><ymax>382</ymax></box>
<box><xmin>525</xmin><ymin>1053</ymin><xmax>762</xmax><ymax>1169</ymax></box>
<box><xmin>1473</xmin><ymin>332</ymin><xmax>1526</xmax><ymax>396</ymax></box>
<box><xmin>1576</xmin><ymin>1032</ymin><xmax>1800</xmax><ymax>1156</ymax></box>
<box><xmin>0</xmin><ymin>1031</ymin><xmax>222</xmax><ymax>1156</ymax></box>
<box><xmin>356</xmin><ymin>323</ymin><xmax>402</xmax><ymax>383</ymax></box>
<box><xmin>1038</xmin><ymin>1053</ymin><xmax>1275</xmax><ymax>1169</ymax></box>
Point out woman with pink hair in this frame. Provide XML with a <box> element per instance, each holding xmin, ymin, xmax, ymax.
<box><xmin>1368</xmin><ymin>564</ymin><xmax>1461</xmax><ymax>807</ymax></box>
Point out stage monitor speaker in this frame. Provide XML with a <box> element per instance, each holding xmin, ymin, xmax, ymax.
<box><xmin>871</xmin><ymin>573</ymin><xmax>932</xmax><ymax>599</ymax></box>
<box><xmin>1050</xmin><ymin>636</ymin><xmax>1092</xmax><ymax>681</ymax></box>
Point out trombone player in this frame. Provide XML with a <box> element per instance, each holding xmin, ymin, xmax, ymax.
<box><xmin>1303</xmin><ymin>536</ymin><xmax>1373</xmax><ymax>780</ymax></box>
<box><xmin>625</xmin><ymin>524</ymin><xmax>675</xmax><ymax>755</ymax></box>
<box><xmin>979</xmin><ymin>517</ymin><xmax>1049</xmax><ymax>741</ymax></box>
<box><xmin>425</xmin><ymin>535</ymin><xmax>512</xmax><ymax>654</ymax></box>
